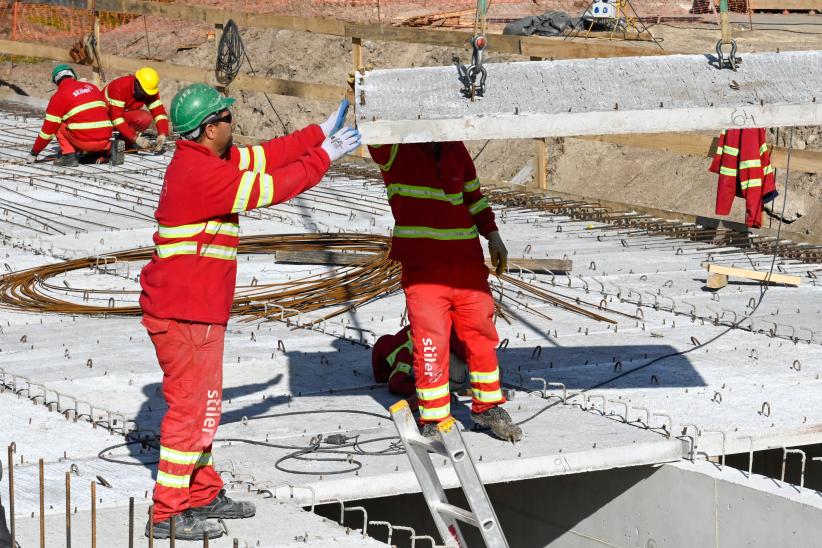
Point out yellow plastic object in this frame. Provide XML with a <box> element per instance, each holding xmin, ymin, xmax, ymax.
<box><xmin>436</xmin><ymin>417</ymin><xmax>457</xmax><ymax>433</ymax></box>
<box><xmin>389</xmin><ymin>399</ymin><xmax>410</xmax><ymax>413</ymax></box>
<box><xmin>135</xmin><ymin>66</ymin><xmax>160</xmax><ymax>95</ymax></box>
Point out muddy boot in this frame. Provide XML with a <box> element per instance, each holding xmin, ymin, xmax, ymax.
<box><xmin>55</xmin><ymin>152</ymin><xmax>78</xmax><ymax>167</ymax></box>
<box><xmin>472</xmin><ymin>406</ymin><xmax>522</xmax><ymax>443</ymax></box>
<box><xmin>146</xmin><ymin>509</ymin><xmax>223</xmax><ymax>540</ymax></box>
<box><xmin>109</xmin><ymin>138</ymin><xmax>125</xmax><ymax>166</ymax></box>
<box><xmin>189</xmin><ymin>489</ymin><xmax>255</xmax><ymax>520</ymax></box>
<box><xmin>420</xmin><ymin>422</ymin><xmax>439</xmax><ymax>439</ymax></box>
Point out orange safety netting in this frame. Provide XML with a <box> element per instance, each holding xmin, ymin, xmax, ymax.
<box><xmin>0</xmin><ymin>1</ymin><xmax>136</xmax><ymax>45</ymax></box>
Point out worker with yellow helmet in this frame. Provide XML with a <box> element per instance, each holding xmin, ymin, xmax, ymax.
<box><xmin>103</xmin><ymin>67</ymin><xmax>169</xmax><ymax>153</ymax></box>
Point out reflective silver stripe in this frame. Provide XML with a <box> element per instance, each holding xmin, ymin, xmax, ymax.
<box><xmin>463</xmin><ymin>177</ymin><xmax>480</xmax><ymax>192</ymax></box>
<box><xmin>417</xmin><ymin>384</ymin><xmax>449</xmax><ymax>400</ymax></box>
<box><xmin>158</xmin><ymin>223</ymin><xmax>206</xmax><ymax>238</ymax></box>
<box><xmin>159</xmin><ymin>446</ymin><xmax>200</xmax><ymax>466</ymax></box>
<box><xmin>156</xmin><ymin>241</ymin><xmax>198</xmax><ymax>258</ymax></box>
<box><xmin>156</xmin><ymin>470</ymin><xmax>190</xmax><ymax>489</ymax></box>
<box><xmin>468</xmin><ymin>197</ymin><xmax>490</xmax><ymax>216</ymax></box>
<box><xmin>722</xmin><ymin>145</ymin><xmax>739</xmax><ymax>156</ymax></box>
<box><xmin>469</xmin><ymin>370</ymin><xmax>499</xmax><ymax>384</ymax></box>
<box><xmin>741</xmin><ymin>178</ymin><xmax>763</xmax><ymax>190</ymax></box>
<box><xmin>764</xmin><ymin>165</ymin><xmax>775</xmax><ymax>175</ymax></box>
<box><xmin>256</xmin><ymin>173</ymin><xmax>274</xmax><ymax>208</ymax></box>
<box><xmin>38</xmin><ymin>131</ymin><xmax>54</xmax><ymax>140</ymax></box>
<box><xmin>154</xmin><ymin>114</ymin><xmax>168</xmax><ymax>123</ymax></box>
<box><xmin>237</xmin><ymin>147</ymin><xmax>251</xmax><ymax>170</ymax></box>
<box><xmin>472</xmin><ymin>388</ymin><xmax>503</xmax><ymax>402</ymax></box>
<box><xmin>148</xmin><ymin>99</ymin><xmax>163</xmax><ymax>110</ymax></box>
<box><xmin>111</xmin><ymin>117</ymin><xmax>126</xmax><ymax>126</ymax></box>
<box><xmin>386</xmin><ymin>184</ymin><xmax>463</xmax><ymax>205</ymax></box>
<box><xmin>232</xmin><ymin>171</ymin><xmax>256</xmax><ymax>213</ymax></box>
<box><xmin>200</xmin><ymin>244</ymin><xmax>237</xmax><ymax>260</ymax></box>
<box><xmin>419</xmin><ymin>405</ymin><xmax>450</xmax><ymax>420</ymax></box>
<box><xmin>45</xmin><ymin>113</ymin><xmax>61</xmax><ymax>123</ymax></box>
<box><xmin>104</xmin><ymin>88</ymin><xmax>126</xmax><ymax>108</ymax></box>
<box><xmin>394</xmin><ymin>225</ymin><xmax>478</xmax><ymax>241</ymax></box>
<box><xmin>719</xmin><ymin>166</ymin><xmax>737</xmax><ymax>177</ymax></box>
<box><xmin>739</xmin><ymin>159</ymin><xmax>762</xmax><ymax>169</ymax></box>
<box><xmin>63</xmin><ymin>100</ymin><xmax>107</xmax><ymax>120</ymax></box>
<box><xmin>205</xmin><ymin>221</ymin><xmax>240</xmax><ymax>237</ymax></box>
<box><xmin>252</xmin><ymin>145</ymin><xmax>266</xmax><ymax>173</ymax></box>
<box><xmin>66</xmin><ymin>120</ymin><xmax>113</xmax><ymax>130</ymax></box>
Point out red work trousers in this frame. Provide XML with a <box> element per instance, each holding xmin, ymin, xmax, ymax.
<box><xmin>123</xmin><ymin>109</ymin><xmax>153</xmax><ymax>135</ymax></box>
<box><xmin>402</xmin><ymin>263</ymin><xmax>505</xmax><ymax>423</ymax></box>
<box><xmin>143</xmin><ymin>314</ymin><xmax>225</xmax><ymax>523</ymax></box>
<box><xmin>55</xmin><ymin>125</ymin><xmax>110</xmax><ymax>155</ymax></box>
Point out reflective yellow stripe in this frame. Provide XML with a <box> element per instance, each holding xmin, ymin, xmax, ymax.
<box><xmin>159</xmin><ymin>446</ymin><xmax>200</xmax><ymax>466</ymax></box>
<box><xmin>385</xmin><ymin>332</ymin><xmax>413</xmax><ymax>366</ymax></box>
<box><xmin>469</xmin><ymin>370</ymin><xmax>499</xmax><ymax>384</ymax></box>
<box><xmin>739</xmin><ymin>159</ymin><xmax>762</xmax><ymax>169</ymax></box>
<box><xmin>394</xmin><ymin>225</ymin><xmax>478</xmax><ymax>241</ymax></box>
<box><xmin>148</xmin><ymin>99</ymin><xmax>163</xmax><ymax>110</ymax></box>
<box><xmin>154</xmin><ymin>114</ymin><xmax>168</xmax><ymax>123</ymax></box>
<box><xmin>156</xmin><ymin>470</ymin><xmax>190</xmax><ymax>489</ymax></box>
<box><xmin>111</xmin><ymin>117</ymin><xmax>126</xmax><ymax>126</ymax></box>
<box><xmin>156</xmin><ymin>241</ymin><xmax>198</xmax><ymax>258</ymax></box>
<box><xmin>200</xmin><ymin>244</ymin><xmax>237</xmax><ymax>260</ymax></box>
<box><xmin>252</xmin><ymin>145</ymin><xmax>266</xmax><ymax>173</ymax></box>
<box><xmin>417</xmin><ymin>384</ymin><xmax>450</xmax><ymax>400</ymax></box>
<box><xmin>760</xmin><ymin>143</ymin><xmax>769</xmax><ymax>155</ymax></box>
<box><xmin>389</xmin><ymin>361</ymin><xmax>412</xmax><ymax>381</ymax></box>
<box><xmin>376</xmin><ymin>144</ymin><xmax>399</xmax><ymax>171</ymax></box>
<box><xmin>194</xmin><ymin>452</ymin><xmax>213</xmax><ymax>468</ymax></box>
<box><xmin>419</xmin><ymin>405</ymin><xmax>450</xmax><ymax>421</ymax></box>
<box><xmin>722</xmin><ymin>145</ymin><xmax>739</xmax><ymax>157</ymax></box>
<box><xmin>38</xmin><ymin>131</ymin><xmax>54</xmax><ymax>140</ymax></box>
<box><xmin>719</xmin><ymin>166</ymin><xmax>737</xmax><ymax>177</ymax></box>
<box><xmin>45</xmin><ymin>113</ymin><xmax>61</xmax><ymax>123</ymax></box>
<box><xmin>104</xmin><ymin>88</ymin><xmax>126</xmax><ymax>108</ymax></box>
<box><xmin>764</xmin><ymin>165</ymin><xmax>775</xmax><ymax>175</ymax></box>
<box><xmin>63</xmin><ymin>100</ymin><xmax>107</xmax><ymax>120</ymax></box>
<box><xmin>256</xmin><ymin>173</ymin><xmax>274</xmax><ymax>208</ymax></box>
<box><xmin>66</xmin><ymin>120</ymin><xmax>112</xmax><ymax>130</ymax></box>
<box><xmin>232</xmin><ymin>171</ymin><xmax>256</xmax><ymax>213</ymax></box>
<box><xmin>237</xmin><ymin>147</ymin><xmax>251</xmax><ymax>170</ymax></box>
<box><xmin>205</xmin><ymin>221</ymin><xmax>240</xmax><ymax>237</ymax></box>
<box><xmin>715</xmin><ymin>147</ymin><xmax>722</xmax><ymax>156</ymax></box>
<box><xmin>386</xmin><ymin>184</ymin><xmax>463</xmax><ymax>205</ymax></box>
<box><xmin>158</xmin><ymin>222</ymin><xmax>206</xmax><ymax>238</ymax></box>
<box><xmin>472</xmin><ymin>388</ymin><xmax>503</xmax><ymax>402</ymax></box>
<box><xmin>468</xmin><ymin>197</ymin><xmax>490</xmax><ymax>216</ymax></box>
<box><xmin>741</xmin><ymin>178</ymin><xmax>763</xmax><ymax>190</ymax></box>
<box><xmin>463</xmin><ymin>177</ymin><xmax>480</xmax><ymax>192</ymax></box>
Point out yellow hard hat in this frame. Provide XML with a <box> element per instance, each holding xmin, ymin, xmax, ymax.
<box><xmin>135</xmin><ymin>67</ymin><xmax>160</xmax><ymax>96</ymax></box>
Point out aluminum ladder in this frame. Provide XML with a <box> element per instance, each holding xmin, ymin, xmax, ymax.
<box><xmin>389</xmin><ymin>400</ymin><xmax>509</xmax><ymax>548</ymax></box>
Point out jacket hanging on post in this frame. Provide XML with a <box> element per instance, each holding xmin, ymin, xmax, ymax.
<box><xmin>709</xmin><ymin>128</ymin><xmax>777</xmax><ymax>228</ymax></box>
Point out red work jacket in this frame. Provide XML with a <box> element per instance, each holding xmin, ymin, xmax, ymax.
<box><xmin>710</xmin><ymin>128</ymin><xmax>777</xmax><ymax>228</ymax></box>
<box><xmin>367</xmin><ymin>142</ymin><xmax>498</xmax><ymax>268</ymax></box>
<box><xmin>31</xmin><ymin>78</ymin><xmax>113</xmax><ymax>155</ymax></box>
<box><xmin>103</xmin><ymin>75</ymin><xmax>170</xmax><ymax>141</ymax></box>
<box><xmin>139</xmin><ymin>125</ymin><xmax>329</xmax><ymax>324</ymax></box>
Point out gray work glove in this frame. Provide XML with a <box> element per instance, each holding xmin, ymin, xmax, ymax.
<box><xmin>153</xmin><ymin>134</ymin><xmax>167</xmax><ymax>153</ymax></box>
<box><xmin>25</xmin><ymin>153</ymin><xmax>37</xmax><ymax>164</ymax></box>
<box><xmin>319</xmin><ymin>99</ymin><xmax>350</xmax><ymax>137</ymax></box>
<box><xmin>487</xmin><ymin>230</ymin><xmax>508</xmax><ymax>275</ymax></box>
<box><xmin>320</xmin><ymin>127</ymin><xmax>361</xmax><ymax>162</ymax></box>
<box><xmin>135</xmin><ymin>136</ymin><xmax>151</xmax><ymax>150</ymax></box>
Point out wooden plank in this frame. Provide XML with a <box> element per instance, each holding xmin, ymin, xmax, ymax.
<box><xmin>581</xmin><ymin>133</ymin><xmax>822</xmax><ymax>174</ymax></box>
<box><xmin>702</xmin><ymin>262</ymin><xmax>802</xmax><ymax>286</ymax></box>
<box><xmin>0</xmin><ymin>39</ymin><xmax>347</xmax><ymax>102</ymax></box>
<box><xmin>274</xmin><ymin>250</ymin><xmax>377</xmax><ymax>265</ymax></box>
<box><xmin>749</xmin><ymin>0</ymin><xmax>822</xmax><ymax>9</ymax></box>
<box><xmin>706</xmin><ymin>272</ymin><xmax>729</xmax><ymax>289</ymax></box>
<box><xmin>496</xmin><ymin>258</ymin><xmax>573</xmax><ymax>273</ymax></box>
<box><xmin>535</xmin><ymin>138</ymin><xmax>547</xmax><ymax>190</ymax></box>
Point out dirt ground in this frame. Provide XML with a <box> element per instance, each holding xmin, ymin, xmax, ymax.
<box><xmin>0</xmin><ymin>7</ymin><xmax>819</xmax><ymax>237</ymax></box>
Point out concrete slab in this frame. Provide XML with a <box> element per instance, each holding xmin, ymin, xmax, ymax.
<box><xmin>356</xmin><ymin>50</ymin><xmax>822</xmax><ymax>143</ymax></box>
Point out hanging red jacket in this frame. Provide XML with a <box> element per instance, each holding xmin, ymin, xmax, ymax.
<box><xmin>103</xmin><ymin>75</ymin><xmax>170</xmax><ymax>142</ymax></box>
<box><xmin>31</xmin><ymin>78</ymin><xmax>113</xmax><ymax>155</ymax></box>
<box><xmin>139</xmin><ymin>126</ymin><xmax>329</xmax><ymax>325</ymax></box>
<box><xmin>709</xmin><ymin>128</ymin><xmax>777</xmax><ymax>228</ymax></box>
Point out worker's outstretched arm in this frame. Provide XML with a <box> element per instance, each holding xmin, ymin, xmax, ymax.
<box><xmin>30</xmin><ymin>95</ymin><xmax>65</xmax><ymax>156</ymax></box>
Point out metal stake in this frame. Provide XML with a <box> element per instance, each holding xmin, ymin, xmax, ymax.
<box><xmin>7</xmin><ymin>444</ymin><xmax>14</xmax><ymax>547</ymax></box>
<box><xmin>65</xmin><ymin>471</ymin><xmax>71</xmax><ymax>548</ymax></box>
<box><xmin>128</xmin><ymin>497</ymin><xmax>134</xmax><ymax>548</ymax></box>
<box><xmin>39</xmin><ymin>458</ymin><xmax>45</xmax><ymax>548</ymax></box>
<box><xmin>170</xmin><ymin>514</ymin><xmax>175</xmax><ymax>548</ymax></box>
<box><xmin>148</xmin><ymin>505</ymin><xmax>154</xmax><ymax>548</ymax></box>
<box><xmin>91</xmin><ymin>481</ymin><xmax>96</xmax><ymax>548</ymax></box>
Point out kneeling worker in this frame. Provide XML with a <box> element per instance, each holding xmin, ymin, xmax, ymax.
<box><xmin>104</xmin><ymin>67</ymin><xmax>170</xmax><ymax>153</ymax></box>
<box><xmin>27</xmin><ymin>64</ymin><xmax>115</xmax><ymax>166</ymax></box>
<box><xmin>139</xmin><ymin>84</ymin><xmax>359</xmax><ymax>540</ymax></box>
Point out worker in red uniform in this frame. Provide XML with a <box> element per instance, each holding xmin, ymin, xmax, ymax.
<box><xmin>710</xmin><ymin>128</ymin><xmax>778</xmax><ymax>228</ymax></box>
<box><xmin>139</xmin><ymin>83</ymin><xmax>359</xmax><ymax>540</ymax></box>
<box><xmin>372</xmin><ymin>325</ymin><xmax>470</xmax><ymax>405</ymax></box>
<box><xmin>104</xmin><ymin>67</ymin><xmax>170</xmax><ymax>153</ymax></box>
<box><xmin>368</xmin><ymin>142</ymin><xmax>522</xmax><ymax>443</ymax></box>
<box><xmin>27</xmin><ymin>64</ymin><xmax>115</xmax><ymax>167</ymax></box>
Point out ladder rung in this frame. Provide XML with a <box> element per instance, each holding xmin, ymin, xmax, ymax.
<box><xmin>408</xmin><ymin>436</ymin><xmax>447</xmax><ymax>456</ymax></box>
<box><xmin>433</xmin><ymin>502</ymin><xmax>479</xmax><ymax>528</ymax></box>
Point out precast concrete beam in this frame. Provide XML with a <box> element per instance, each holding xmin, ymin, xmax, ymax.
<box><xmin>355</xmin><ymin>50</ymin><xmax>822</xmax><ymax>144</ymax></box>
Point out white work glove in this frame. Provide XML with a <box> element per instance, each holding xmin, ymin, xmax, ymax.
<box><xmin>153</xmin><ymin>134</ymin><xmax>167</xmax><ymax>152</ymax></box>
<box><xmin>319</xmin><ymin>99</ymin><xmax>350</xmax><ymax>137</ymax></box>
<box><xmin>135</xmin><ymin>136</ymin><xmax>151</xmax><ymax>150</ymax></box>
<box><xmin>25</xmin><ymin>153</ymin><xmax>37</xmax><ymax>164</ymax></box>
<box><xmin>487</xmin><ymin>230</ymin><xmax>508</xmax><ymax>276</ymax></box>
<box><xmin>321</xmin><ymin>127</ymin><xmax>361</xmax><ymax>162</ymax></box>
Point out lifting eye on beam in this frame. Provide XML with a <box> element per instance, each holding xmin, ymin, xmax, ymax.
<box><xmin>715</xmin><ymin>0</ymin><xmax>741</xmax><ymax>71</ymax></box>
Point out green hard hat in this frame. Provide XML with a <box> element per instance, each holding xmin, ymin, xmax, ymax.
<box><xmin>170</xmin><ymin>83</ymin><xmax>235</xmax><ymax>135</ymax></box>
<box><xmin>51</xmin><ymin>64</ymin><xmax>76</xmax><ymax>84</ymax></box>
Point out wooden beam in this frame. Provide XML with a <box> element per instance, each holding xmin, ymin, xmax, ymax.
<box><xmin>702</xmin><ymin>262</ymin><xmax>801</xmax><ymax>286</ymax></box>
<box><xmin>534</xmin><ymin>138</ymin><xmax>547</xmax><ymax>190</ymax></box>
<box><xmin>0</xmin><ymin>39</ymin><xmax>347</xmax><ymax>102</ymax></box>
<box><xmin>749</xmin><ymin>0</ymin><xmax>822</xmax><ymax>9</ymax></box>
<box><xmin>490</xmin><ymin>258</ymin><xmax>573</xmax><ymax>273</ymax></box>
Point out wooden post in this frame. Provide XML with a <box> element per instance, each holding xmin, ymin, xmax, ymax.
<box><xmin>91</xmin><ymin>0</ymin><xmax>101</xmax><ymax>88</ymax></box>
<box><xmin>534</xmin><ymin>138</ymin><xmax>547</xmax><ymax>190</ymax></box>
<box><xmin>352</xmin><ymin>36</ymin><xmax>367</xmax><ymax>158</ymax></box>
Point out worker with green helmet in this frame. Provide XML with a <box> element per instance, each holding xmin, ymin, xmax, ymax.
<box><xmin>138</xmin><ymin>82</ymin><xmax>359</xmax><ymax>540</ymax></box>
<box><xmin>28</xmin><ymin>63</ymin><xmax>117</xmax><ymax>166</ymax></box>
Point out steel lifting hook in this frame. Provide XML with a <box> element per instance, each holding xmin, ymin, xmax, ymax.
<box><xmin>467</xmin><ymin>35</ymin><xmax>488</xmax><ymax>99</ymax></box>
<box><xmin>716</xmin><ymin>39</ymin><xmax>741</xmax><ymax>71</ymax></box>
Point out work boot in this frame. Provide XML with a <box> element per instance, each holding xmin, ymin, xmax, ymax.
<box><xmin>55</xmin><ymin>152</ymin><xmax>78</xmax><ymax>167</ymax></box>
<box><xmin>109</xmin><ymin>138</ymin><xmax>125</xmax><ymax>166</ymax></box>
<box><xmin>189</xmin><ymin>489</ymin><xmax>256</xmax><ymax>520</ymax></box>
<box><xmin>145</xmin><ymin>509</ymin><xmax>223</xmax><ymax>540</ymax></box>
<box><xmin>472</xmin><ymin>406</ymin><xmax>523</xmax><ymax>443</ymax></box>
<box><xmin>420</xmin><ymin>418</ymin><xmax>463</xmax><ymax>439</ymax></box>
